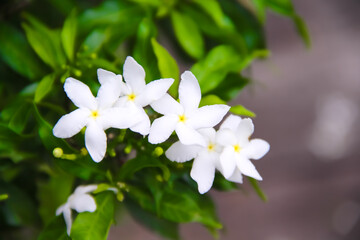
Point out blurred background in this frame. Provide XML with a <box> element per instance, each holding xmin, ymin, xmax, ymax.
<box><xmin>110</xmin><ymin>0</ymin><xmax>360</xmax><ymax>239</ymax></box>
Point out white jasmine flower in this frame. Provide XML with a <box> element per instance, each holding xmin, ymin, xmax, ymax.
<box><xmin>217</xmin><ymin>115</ymin><xmax>270</xmax><ymax>181</ymax></box>
<box><xmin>114</xmin><ymin>56</ymin><xmax>174</xmax><ymax>135</ymax></box>
<box><xmin>53</xmin><ymin>71</ymin><xmax>140</xmax><ymax>162</ymax></box>
<box><xmin>149</xmin><ymin>71</ymin><xmax>230</xmax><ymax>146</ymax></box>
<box><xmin>56</xmin><ymin>185</ymin><xmax>98</xmax><ymax>236</ymax></box>
<box><xmin>166</xmin><ymin>128</ymin><xmax>244</xmax><ymax>194</ymax></box>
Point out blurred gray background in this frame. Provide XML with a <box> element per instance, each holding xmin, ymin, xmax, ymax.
<box><xmin>110</xmin><ymin>0</ymin><xmax>360</xmax><ymax>239</ymax></box>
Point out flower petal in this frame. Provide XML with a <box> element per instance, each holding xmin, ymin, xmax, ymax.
<box><xmin>216</xmin><ymin>128</ymin><xmax>237</xmax><ymax>146</ymax></box>
<box><xmin>165</xmin><ymin>141</ymin><xmax>201</xmax><ymax>162</ymax></box>
<box><xmin>197</xmin><ymin>127</ymin><xmax>216</xmax><ymax>142</ymax></box>
<box><xmin>219</xmin><ymin>146</ymin><xmax>237</xmax><ymax>178</ymax></box>
<box><xmin>70</xmin><ymin>194</ymin><xmax>97</xmax><ymax>213</ymax></box>
<box><xmin>56</xmin><ymin>203</ymin><xmax>67</xmax><ymax>216</ymax></box>
<box><xmin>150</xmin><ymin>93</ymin><xmax>183</xmax><ymax>115</ymax></box>
<box><xmin>136</xmin><ymin>78</ymin><xmax>174</xmax><ymax>107</ymax></box>
<box><xmin>85</xmin><ymin>121</ymin><xmax>107</xmax><ymax>163</ymax></box>
<box><xmin>175</xmin><ymin>123</ymin><xmax>206</xmax><ymax>146</ymax></box>
<box><xmin>74</xmin><ymin>185</ymin><xmax>98</xmax><ymax>195</ymax></box>
<box><xmin>220</xmin><ymin>114</ymin><xmax>241</xmax><ymax>131</ymax></box>
<box><xmin>236</xmin><ymin>118</ymin><xmax>254</xmax><ymax>142</ymax></box>
<box><xmin>190</xmin><ymin>152</ymin><xmax>216</xmax><ymax>194</ymax></box>
<box><xmin>243</xmin><ymin>139</ymin><xmax>270</xmax><ymax>160</ymax></box>
<box><xmin>179</xmin><ymin>71</ymin><xmax>201</xmax><ymax>112</ymax></box>
<box><xmin>96</xmin><ymin>77</ymin><xmax>123</xmax><ymax>109</ymax></box>
<box><xmin>236</xmin><ymin>155</ymin><xmax>262</xmax><ymax>180</ymax></box>
<box><xmin>63</xmin><ymin>207</ymin><xmax>72</xmax><ymax>236</ymax></box>
<box><xmin>227</xmin><ymin>169</ymin><xmax>243</xmax><ymax>184</ymax></box>
<box><xmin>129</xmin><ymin>108</ymin><xmax>151</xmax><ymax>135</ymax></box>
<box><xmin>188</xmin><ymin>104</ymin><xmax>230</xmax><ymax>129</ymax></box>
<box><xmin>123</xmin><ymin>56</ymin><xmax>146</xmax><ymax>93</ymax></box>
<box><xmin>97</xmin><ymin>68</ymin><xmax>120</xmax><ymax>85</ymax></box>
<box><xmin>148</xmin><ymin>115</ymin><xmax>178</xmax><ymax>144</ymax></box>
<box><xmin>99</xmin><ymin>106</ymin><xmax>141</xmax><ymax>130</ymax></box>
<box><xmin>64</xmin><ymin>77</ymin><xmax>97</xmax><ymax>109</ymax></box>
<box><xmin>53</xmin><ymin>109</ymin><xmax>89</xmax><ymax>138</ymax></box>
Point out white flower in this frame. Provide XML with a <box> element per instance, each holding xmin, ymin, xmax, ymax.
<box><xmin>56</xmin><ymin>185</ymin><xmax>98</xmax><ymax>236</ymax></box>
<box><xmin>53</xmin><ymin>70</ymin><xmax>141</xmax><ymax>162</ymax></box>
<box><xmin>149</xmin><ymin>71</ymin><xmax>230</xmax><ymax>146</ymax></box>
<box><xmin>217</xmin><ymin>115</ymin><xmax>270</xmax><ymax>180</ymax></box>
<box><xmin>114</xmin><ymin>56</ymin><xmax>174</xmax><ymax>135</ymax></box>
<box><xmin>165</xmin><ymin>128</ymin><xmax>244</xmax><ymax>194</ymax></box>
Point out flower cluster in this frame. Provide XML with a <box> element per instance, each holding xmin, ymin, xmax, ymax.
<box><xmin>53</xmin><ymin>56</ymin><xmax>269</xmax><ymax>196</ymax></box>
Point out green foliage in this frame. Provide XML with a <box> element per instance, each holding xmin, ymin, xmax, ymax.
<box><xmin>0</xmin><ymin>0</ymin><xmax>307</xmax><ymax>239</ymax></box>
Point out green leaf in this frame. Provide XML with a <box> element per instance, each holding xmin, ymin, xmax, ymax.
<box><xmin>117</xmin><ymin>156</ymin><xmax>170</xmax><ymax>181</ymax></box>
<box><xmin>151</xmin><ymin>38</ymin><xmax>179</xmax><ymax>97</ymax></box>
<box><xmin>252</xmin><ymin>0</ymin><xmax>267</xmax><ymax>23</ymax></box>
<box><xmin>126</xmin><ymin>199</ymin><xmax>180</xmax><ymax>240</ymax></box>
<box><xmin>212</xmin><ymin>172</ymin><xmax>238</xmax><ymax>191</ymax></box>
<box><xmin>8</xmin><ymin>101</ymin><xmax>32</xmax><ymax>134</ymax></box>
<box><xmin>208</xmin><ymin>73</ymin><xmax>250</xmax><ymax>101</ymax></box>
<box><xmin>199</xmin><ymin>95</ymin><xmax>226</xmax><ymax>107</ymax></box>
<box><xmin>37</xmin><ymin>174</ymin><xmax>74</xmax><ymax>225</ymax></box>
<box><xmin>191</xmin><ymin>0</ymin><xmax>226</xmax><ymax>27</ymax></box>
<box><xmin>230</xmin><ymin>105</ymin><xmax>256</xmax><ymax>117</ymax></box>
<box><xmin>81</xmin><ymin>28</ymin><xmax>107</xmax><ymax>54</ymax></box>
<box><xmin>191</xmin><ymin>45</ymin><xmax>243</xmax><ymax>93</ymax></box>
<box><xmin>293</xmin><ymin>15</ymin><xmax>311</xmax><ymax>48</ymax></box>
<box><xmin>22</xmin><ymin>14</ymin><xmax>66</xmax><ymax>68</ymax></box>
<box><xmin>34</xmin><ymin>74</ymin><xmax>56</xmax><ymax>103</ymax></box>
<box><xmin>171</xmin><ymin>10</ymin><xmax>204</xmax><ymax>59</ymax></box>
<box><xmin>0</xmin><ymin>22</ymin><xmax>44</xmax><ymax>80</ymax></box>
<box><xmin>61</xmin><ymin>10</ymin><xmax>77</xmax><ymax>61</ymax></box>
<box><xmin>71</xmin><ymin>192</ymin><xmax>115</xmax><ymax>240</ymax></box>
<box><xmin>38</xmin><ymin>215</ymin><xmax>71</xmax><ymax>240</ymax></box>
<box><xmin>248</xmin><ymin>177</ymin><xmax>268</xmax><ymax>202</ymax></box>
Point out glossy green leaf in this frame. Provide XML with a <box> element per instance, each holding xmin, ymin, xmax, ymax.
<box><xmin>248</xmin><ymin>177</ymin><xmax>267</xmax><ymax>202</ymax></box>
<box><xmin>293</xmin><ymin>15</ymin><xmax>311</xmax><ymax>48</ymax></box>
<box><xmin>151</xmin><ymin>38</ymin><xmax>179</xmax><ymax>97</ymax></box>
<box><xmin>126</xmin><ymin>199</ymin><xmax>180</xmax><ymax>240</ymax></box>
<box><xmin>117</xmin><ymin>156</ymin><xmax>170</xmax><ymax>181</ymax></box>
<box><xmin>61</xmin><ymin>10</ymin><xmax>77</xmax><ymax>61</ymax></box>
<box><xmin>0</xmin><ymin>23</ymin><xmax>44</xmax><ymax>80</ymax></box>
<box><xmin>81</xmin><ymin>28</ymin><xmax>107</xmax><ymax>54</ymax></box>
<box><xmin>34</xmin><ymin>74</ymin><xmax>56</xmax><ymax>103</ymax></box>
<box><xmin>191</xmin><ymin>45</ymin><xmax>243</xmax><ymax>93</ymax></box>
<box><xmin>171</xmin><ymin>10</ymin><xmax>204</xmax><ymax>59</ymax></box>
<box><xmin>71</xmin><ymin>192</ymin><xmax>115</xmax><ymax>240</ymax></box>
<box><xmin>208</xmin><ymin>73</ymin><xmax>250</xmax><ymax>101</ymax></box>
<box><xmin>212</xmin><ymin>173</ymin><xmax>238</xmax><ymax>191</ymax></box>
<box><xmin>230</xmin><ymin>105</ymin><xmax>256</xmax><ymax>117</ymax></box>
<box><xmin>38</xmin><ymin>215</ymin><xmax>71</xmax><ymax>240</ymax></box>
<box><xmin>252</xmin><ymin>0</ymin><xmax>267</xmax><ymax>23</ymax></box>
<box><xmin>8</xmin><ymin>101</ymin><xmax>32</xmax><ymax>134</ymax></box>
<box><xmin>191</xmin><ymin>0</ymin><xmax>225</xmax><ymax>27</ymax></box>
<box><xmin>199</xmin><ymin>95</ymin><xmax>226</xmax><ymax>107</ymax></box>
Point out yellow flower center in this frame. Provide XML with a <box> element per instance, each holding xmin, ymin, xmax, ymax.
<box><xmin>233</xmin><ymin>144</ymin><xmax>241</xmax><ymax>153</ymax></box>
<box><xmin>178</xmin><ymin>114</ymin><xmax>187</xmax><ymax>123</ymax></box>
<box><xmin>127</xmin><ymin>93</ymin><xmax>136</xmax><ymax>101</ymax></box>
<box><xmin>90</xmin><ymin>110</ymin><xmax>99</xmax><ymax>119</ymax></box>
<box><xmin>207</xmin><ymin>143</ymin><xmax>215</xmax><ymax>152</ymax></box>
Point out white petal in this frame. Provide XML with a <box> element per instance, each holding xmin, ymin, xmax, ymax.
<box><xmin>99</xmin><ymin>106</ymin><xmax>141</xmax><ymax>130</ymax></box>
<box><xmin>236</xmin><ymin>118</ymin><xmax>254</xmax><ymax>142</ymax></box>
<box><xmin>188</xmin><ymin>104</ymin><xmax>230</xmax><ymax>129</ymax></box>
<box><xmin>220</xmin><ymin>114</ymin><xmax>241</xmax><ymax>131</ymax></box>
<box><xmin>227</xmin><ymin>169</ymin><xmax>243</xmax><ymax>184</ymax></box>
<box><xmin>123</xmin><ymin>56</ymin><xmax>146</xmax><ymax>92</ymax></box>
<box><xmin>96</xmin><ymin>77</ymin><xmax>122</xmax><ymax>109</ymax></box>
<box><xmin>150</xmin><ymin>93</ymin><xmax>183</xmax><ymax>115</ymax></box>
<box><xmin>64</xmin><ymin>77</ymin><xmax>97</xmax><ymax>109</ymax></box>
<box><xmin>129</xmin><ymin>108</ymin><xmax>151</xmax><ymax>135</ymax></box>
<box><xmin>190</xmin><ymin>152</ymin><xmax>217</xmax><ymax>194</ymax></box>
<box><xmin>74</xmin><ymin>185</ymin><xmax>98</xmax><ymax>195</ymax></box>
<box><xmin>165</xmin><ymin>141</ymin><xmax>201</xmax><ymax>162</ymax></box>
<box><xmin>85</xmin><ymin>121</ymin><xmax>107</xmax><ymax>163</ymax></box>
<box><xmin>53</xmin><ymin>109</ymin><xmax>89</xmax><ymax>138</ymax></box>
<box><xmin>148</xmin><ymin>115</ymin><xmax>178</xmax><ymax>144</ymax></box>
<box><xmin>97</xmin><ymin>68</ymin><xmax>120</xmax><ymax>85</ymax></box>
<box><xmin>136</xmin><ymin>78</ymin><xmax>174</xmax><ymax>107</ymax></box>
<box><xmin>216</xmin><ymin>128</ymin><xmax>238</xmax><ymax>146</ymax></box>
<box><xmin>197</xmin><ymin>128</ymin><xmax>216</xmax><ymax>142</ymax></box>
<box><xmin>70</xmin><ymin>194</ymin><xmax>97</xmax><ymax>213</ymax></box>
<box><xmin>179</xmin><ymin>71</ymin><xmax>201</xmax><ymax>112</ymax></box>
<box><xmin>236</xmin><ymin>155</ymin><xmax>262</xmax><ymax>180</ymax></box>
<box><xmin>63</xmin><ymin>207</ymin><xmax>72</xmax><ymax>236</ymax></box>
<box><xmin>243</xmin><ymin>139</ymin><xmax>270</xmax><ymax>160</ymax></box>
<box><xmin>56</xmin><ymin>203</ymin><xmax>67</xmax><ymax>216</ymax></box>
<box><xmin>219</xmin><ymin>146</ymin><xmax>237</xmax><ymax>178</ymax></box>
<box><xmin>175</xmin><ymin>123</ymin><xmax>206</xmax><ymax>146</ymax></box>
